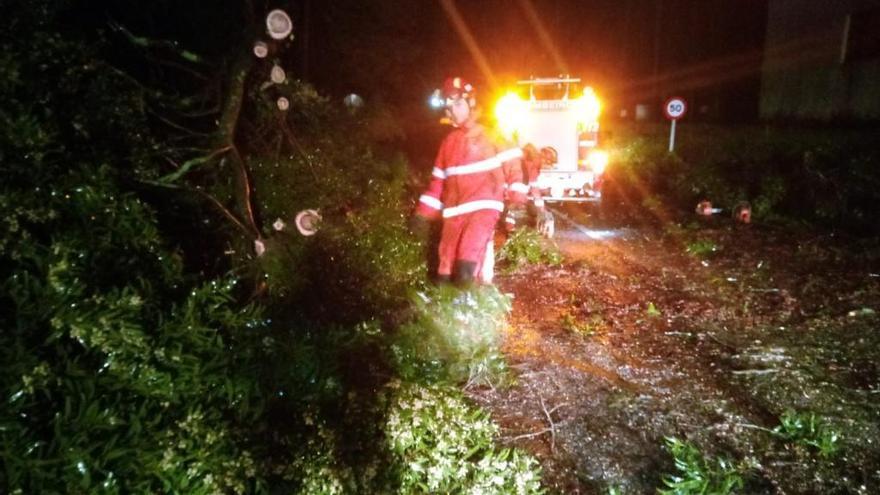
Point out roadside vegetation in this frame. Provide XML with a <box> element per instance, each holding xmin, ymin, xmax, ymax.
<box><xmin>604</xmin><ymin>122</ymin><xmax>880</xmax><ymax>235</ymax></box>
<box><xmin>498</xmin><ymin>228</ymin><xmax>564</xmax><ymax>273</ymax></box>
<box><xmin>1</xmin><ymin>1</ymin><xmax>542</xmax><ymax>493</ymax></box>
<box><xmin>4</xmin><ymin>1</ymin><xmax>879</xmax><ymax>494</ymax></box>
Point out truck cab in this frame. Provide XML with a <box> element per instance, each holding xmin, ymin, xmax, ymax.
<box><xmin>494</xmin><ymin>77</ymin><xmax>608</xmax><ymax>203</ymax></box>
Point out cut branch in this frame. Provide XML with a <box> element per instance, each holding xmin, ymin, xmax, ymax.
<box><xmin>110</xmin><ymin>20</ymin><xmax>207</xmax><ymax>64</ymax></box>
<box><xmin>138</xmin><ymin>179</ymin><xmax>251</xmax><ymax>236</ymax></box>
<box><xmin>173</xmin><ymin>104</ymin><xmax>222</xmax><ymax>119</ymax></box>
<box><xmin>148</xmin><ymin>109</ymin><xmax>213</xmax><ymax>137</ymax></box>
<box><xmin>158</xmin><ymin>146</ymin><xmax>231</xmax><ymax>184</ymax></box>
<box><xmin>146</xmin><ymin>54</ymin><xmax>210</xmax><ymax>81</ymax></box>
<box><xmin>191</xmin><ymin>187</ymin><xmax>252</xmax><ymax>236</ymax></box>
<box><xmin>502</xmin><ymin>397</ymin><xmax>570</xmax><ymax>454</ymax></box>
<box><xmin>504</xmin><ymin>428</ymin><xmax>552</xmax><ymax>443</ymax></box>
<box><xmin>229</xmin><ymin>145</ymin><xmax>259</xmax><ymax>237</ymax></box>
<box><xmin>215</xmin><ymin>48</ymin><xmax>260</xmax><ymax>239</ymax></box>
<box><xmin>216</xmin><ymin>52</ymin><xmax>251</xmax><ymax>144</ymax></box>
<box><xmin>540</xmin><ymin>396</ymin><xmax>558</xmax><ymax>453</ymax></box>
<box><xmin>278</xmin><ymin>115</ymin><xmax>319</xmax><ymax>182</ymax></box>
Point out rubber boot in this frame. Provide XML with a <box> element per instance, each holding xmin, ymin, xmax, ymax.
<box><xmin>452</xmin><ymin>260</ymin><xmax>477</xmax><ymax>288</ymax></box>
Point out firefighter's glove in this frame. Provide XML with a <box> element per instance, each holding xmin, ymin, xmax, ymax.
<box><xmin>407</xmin><ymin>214</ymin><xmax>431</xmax><ymax>242</ymax></box>
<box><xmin>507</xmin><ymin>202</ymin><xmax>526</xmax><ymax>215</ymax></box>
<box><xmin>504</xmin><ymin>211</ymin><xmax>517</xmax><ymax>233</ymax></box>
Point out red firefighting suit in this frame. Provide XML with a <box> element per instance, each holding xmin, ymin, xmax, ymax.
<box><xmin>415</xmin><ymin>123</ymin><xmax>527</xmax><ymax>284</ymax></box>
<box><xmin>525</xmin><ymin>146</ymin><xmax>545</xmax><ymax>211</ymax></box>
<box><xmin>504</xmin><ymin>144</ymin><xmax>545</xmax><ymax>231</ymax></box>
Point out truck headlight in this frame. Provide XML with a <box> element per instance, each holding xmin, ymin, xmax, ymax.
<box><xmin>494</xmin><ymin>92</ymin><xmax>528</xmax><ymax>138</ymax></box>
<box><xmin>587</xmin><ymin>150</ymin><xmax>608</xmax><ymax>175</ymax></box>
<box><xmin>575</xmin><ymin>88</ymin><xmax>602</xmax><ymax>124</ymax></box>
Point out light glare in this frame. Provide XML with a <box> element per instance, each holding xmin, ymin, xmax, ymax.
<box><xmin>587</xmin><ymin>150</ymin><xmax>608</xmax><ymax>175</ymax></box>
<box><xmin>493</xmin><ymin>92</ymin><xmax>528</xmax><ymax>138</ymax></box>
<box><xmin>575</xmin><ymin>88</ymin><xmax>602</xmax><ymax>123</ymax></box>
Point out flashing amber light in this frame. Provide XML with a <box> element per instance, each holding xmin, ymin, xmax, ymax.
<box><xmin>587</xmin><ymin>150</ymin><xmax>608</xmax><ymax>175</ymax></box>
<box><xmin>493</xmin><ymin>91</ymin><xmax>528</xmax><ymax>138</ymax></box>
<box><xmin>574</xmin><ymin>87</ymin><xmax>602</xmax><ymax>123</ymax></box>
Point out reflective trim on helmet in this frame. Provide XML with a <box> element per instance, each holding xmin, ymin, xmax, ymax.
<box><xmin>442</xmin><ymin>199</ymin><xmax>504</xmax><ymax>218</ymax></box>
<box><xmin>509</xmin><ymin>182</ymin><xmax>529</xmax><ymax>194</ymax></box>
<box><xmin>432</xmin><ymin>167</ymin><xmax>447</xmax><ymax>179</ymax></box>
<box><xmin>443</xmin><ymin>77</ymin><xmax>476</xmax><ymax>101</ymax></box>
<box><xmin>419</xmin><ymin>194</ymin><xmax>443</xmax><ymax>210</ymax></box>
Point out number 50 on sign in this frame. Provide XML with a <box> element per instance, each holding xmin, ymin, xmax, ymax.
<box><xmin>663</xmin><ymin>97</ymin><xmax>687</xmax><ymax>152</ymax></box>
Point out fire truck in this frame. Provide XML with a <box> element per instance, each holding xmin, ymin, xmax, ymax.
<box><xmin>493</xmin><ymin>76</ymin><xmax>608</xmax><ymax>204</ymax></box>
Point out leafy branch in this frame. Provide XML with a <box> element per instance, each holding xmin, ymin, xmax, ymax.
<box><xmin>109</xmin><ymin>20</ymin><xmax>206</xmax><ymax>65</ymax></box>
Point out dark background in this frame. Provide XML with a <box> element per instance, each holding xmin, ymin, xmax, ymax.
<box><xmin>91</xmin><ymin>0</ymin><xmax>770</xmax><ymax>169</ymax></box>
<box><xmin>299</xmin><ymin>0</ymin><xmax>768</xmax><ymax>122</ymax></box>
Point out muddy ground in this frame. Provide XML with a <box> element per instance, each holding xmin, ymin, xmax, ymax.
<box><xmin>469</xmin><ymin>209</ymin><xmax>880</xmax><ymax>494</ymax></box>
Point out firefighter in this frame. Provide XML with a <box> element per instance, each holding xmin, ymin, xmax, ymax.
<box><xmin>503</xmin><ymin>143</ymin><xmax>551</xmax><ymax>235</ymax></box>
<box><xmin>507</xmin><ymin>143</ymin><xmax>547</xmax><ymax>229</ymax></box>
<box><xmin>411</xmin><ymin>77</ymin><xmax>528</xmax><ymax>286</ymax></box>
<box><xmin>522</xmin><ymin>144</ymin><xmax>543</xmax><ymax>211</ymax></box>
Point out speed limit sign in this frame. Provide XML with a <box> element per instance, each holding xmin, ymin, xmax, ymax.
<box><xmin>664</xmin><ymin>97</ymin><xmax>687</xmax><ymax>120</ymax></box>
<box><xmin>663</xmin><ymin>97</ymin><xmax>686</xmax><ymax>152</ymax></box>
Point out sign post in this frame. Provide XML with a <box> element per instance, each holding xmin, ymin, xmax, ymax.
<box><xmin>663</xmin><ymin>97</ymin><xmax>687</xmax><ymax>152</ymax></box>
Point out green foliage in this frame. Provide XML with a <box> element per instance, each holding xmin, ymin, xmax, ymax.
<box><xmin>562</xmin><ymin>312</ymin><xmax>602</xmax><ymax>337</ymax></box>
<box><xmin>658</xmin><ymin>437</ymin><xmax>745</xmax><ymax>495</ymax></box>
<box><xmin>606</xmin><ymin>135</ymin><xmax>684</xmax><ymax>219</ymax></box>
<box><xmin>296</xmin><ymin>178</ymin><xmax>426</xmax><ymax>322</ymax></box>
<box><xmin>1</xmin><ymin>168</ymin><xmax>269</xmax><ymax>493</ymax></box>
<box><xmin>607</xmin><ymin>123</ymin><xmax>880</xmax><ymax>233</ymax></box>
<box><xmin>391</xmin><ymin>286</ymin><xmax>513</xmax><ymax>388</ymax></box>
<box><xmin>256</xmin><ymin>179</ymin><xmax>425</xmax><ymax>323</ymax></box>
<box><xmin>646</xmin><ymin>302</ymin><xmax>663</xmax><ymax>318</ymax></box>
<box><xmin>772</xmin><ymin>410</ymin><xmax>840</xmax><ymax>458</ymax></box>
<box><xmin>279</xmin><ymin>414</ymin><xmax>359</xmax><ymax>495</ymax></box>
<box><xmin>498</xmin><ymin>228</ymin><xmax>563</xmax><ymax>272</ymax></box>
<box><xmin>1</xmin><ymin>3</ymin><xmax>547</xmax><ymax>494</ymax></box>
<box><xmin>385</xmin><ymin>381</ymin><xmax>544</xmax><ymax>494</ymax></box>
<box><xmin>2</xmin><ymin>3</ymin><xmax>272</xmax><ymax>491</ymax></box>
<box><xmin>0</xmin><ymin>2</ymin><xmax>272</xmax><ymax>490</ymax></box>
<box><xmin>243</xmin><ymin>76</ymin><xmax>426</xmax><ymax>322</ymax></box>
<box><xmin>686</xmin><ymin>239</ymin><xmax>719</xmax><ymax>258</ymax></box>
<box><xmin>753</xmin><ymin>175</ymin><xmax>786</xmax><ymax>220</ymax></box>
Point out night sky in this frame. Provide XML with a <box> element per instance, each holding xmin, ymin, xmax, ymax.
<box><xmin>303</xmin><ymin>0</ymin><xmax>768</xmax><ymax>121</ymax></box>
